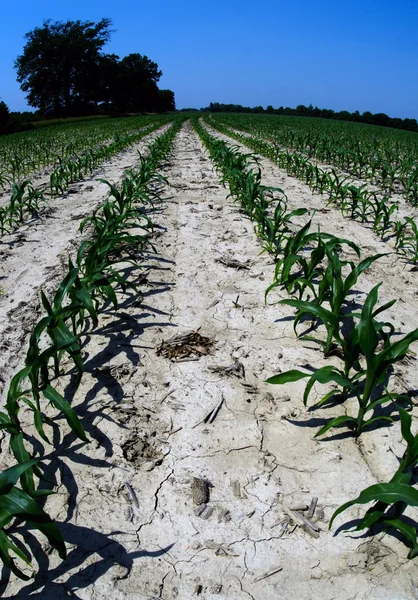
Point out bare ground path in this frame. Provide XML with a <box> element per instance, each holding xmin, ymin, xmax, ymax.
<box><xmin>2</xmin><ymin>121</ymin><xmax>418</xmax><ymax>599</ymax></box>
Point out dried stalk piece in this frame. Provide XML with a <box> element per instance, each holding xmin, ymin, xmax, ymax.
<box><xmin>307</xmin><ymin>496</ymin><xmax>318</xmax><ymax>519</ymax></box>
<box><xmin>217</xmin><ymin>256</ymin><xmax>251</xmax><ymax>270</ymax></box>
<box><xmin>253</xmin><ymin>566</ymin><xmax>282</xmax><ymax>583</ymax></box>
<box><xmin>203</xmin><ymin>395</ymin><xmax>224</xmax><ymax>424</ymax></box>
<box><xmin>124</xmin><ymin>481</ymin><xmax>139</xmax><ymax>509</ymax></box>
<box><xmin>231</xmin><ymin>480</ymin><xmax>241</xmax><ymax>498</ymax></box>
<box><xmin>282</xmin><ymin>504</ymin><xmax>320</xmax><ymax>539</ymax></box>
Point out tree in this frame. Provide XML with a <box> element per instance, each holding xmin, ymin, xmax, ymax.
<box><xmin>157</xmin><ymin>89</ymin><xmax>175</xmax><ymax>112</ymax></box>
<box><xmin>0</xmin><ymin>99</ymin><xmax>10</xmax><ymax>126</ymax></box>
<box><xmin>15</xmin><ymin>18</ymin><xmax>112</xmax><ymax>116</ymax></box>
<box><xmin>112</xmin><ymin>54</ymin><xmax>162</xmax><ymax>113</ymax></box>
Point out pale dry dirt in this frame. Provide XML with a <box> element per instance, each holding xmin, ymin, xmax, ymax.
<box><xmin>1</xmin><ymin>120</ymin><xmax>418</xmax><ymax>599</ymax></box>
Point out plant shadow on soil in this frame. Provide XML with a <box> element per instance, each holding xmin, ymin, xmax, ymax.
<box><xmin>333</xmin><ymin>512</ymin><xmax>418</xmax><ymax>558</ymax></box>
<box><xmin>0</xmin><ymin>254</ymin><xmax>177</xmax><ymax>597</ymax></box>
<box><xmin>0</xmin><ymin>522</ymin><xmax>174</xmax><ymax>599</ymax></box>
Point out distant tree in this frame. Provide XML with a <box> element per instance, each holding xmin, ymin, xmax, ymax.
<box><xmin>96</xmin><ymin>53</ymin><xmax>121</xmax><ymax>110</ymax></box>
<box><xmin>296</xmin><ymin>104</ymin><xmax>309</xmax><ymax>116</ymax></box>
<box><xmin>335</xmin><ymin>110</ymin><xmax>352</xmax><ymax>121</ymax></box>
<box><xmin>157</xmin><ymin>89</ymin><xmax>175</xmax><ymax>112</ymax></box>
<box><xmin>361</xmin><ymin>111</ymin><xmax>373</xmax><ymax>123</ymax></box>
<box><xmin>402</xmin><ymin>118</ymin><xmax>418</xmax><ymax>131</ymax></box>
<box><xmin>372</xmin><ymin>113</ymin><xmax>390</xmax><ymax>127</ymax></box>
<box><xmin>112</xmin><ymin>53</ymin><xmax>162</xmax><ymax>113</ymax></box>
<box><xmin>15</xmin><ymin>18</ymin><xmax>113</xmax><ymax>116</ymax></box>
<box><xmin>0</xmin><ymin>99</ymin><xmax>10</xmax><ymax>125</ymax></box>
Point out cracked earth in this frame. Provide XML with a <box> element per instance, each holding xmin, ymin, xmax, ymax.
<box><xmin>2</xmin><ymin>120</ymin><xmax>418</xmax><ymax>599</ymax></box>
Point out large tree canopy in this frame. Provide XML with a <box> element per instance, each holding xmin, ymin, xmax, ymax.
<box><xmin>114</xmin><ymin>54</ymin><xmax>162</xmax><ymax>113</ymax></box>
<box><xmin>15</xmin><ymin>18</ymin><xmax>112</xmax><ymax>116</ymax></box>
<box><xmin>14</xmin><ymin>19</ymin><xmax>174</xmax><ymax>117</ymax></box>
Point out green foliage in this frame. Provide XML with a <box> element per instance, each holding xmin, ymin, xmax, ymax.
<box><xmin>14</xmin><ymin>19</ymin><xmax>174</xmax><ymax>118</ymax></box>
<box><xmin>15</xmin><ymin>18</ymin><xmax>113</xmax><ymax>116</ymax></box>
<box><xmin>331</xmin><ymin>408</ymin><xmax>418</xmax><ymax>559</ymax></box>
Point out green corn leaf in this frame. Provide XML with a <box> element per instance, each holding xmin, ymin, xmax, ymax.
<box><xmin>7</xmin><ymin>365</ymin><xmax>32</xmax><ymax>415</ymax></box>
<box><xmin>372</xmin><ymin>298</ymin><xmax>397</xmax><ymax>319</ymax></box>
<box><xmin>330</xmin><ymin>483</ymin><xmax>418</xmax><ymax>529</ymax></box>
<box><xmin>383</xmin><ymin>519</ymin><xmax>417</xmax><ymax>551</ymax></box>
<box><xmin>74</xmin><ymin>286</ymin><xmax>97</xmax><ymax>322</ymax></box>
<box><xmin>358</xmin><ymin>283</ymin><xmax>381</xmax><ymax>361</ymax></box>
<box><xmin>303</xmin><ymin>365</ymin><xmax>353</xmax><ymax>406</ymax></box>
<box><xmin>40</xmin><ymin>290</ymin><xmax>53</xmax><ymax>316</ymax></box>
<box><xmin>52</xmin><ymin>319</ymin><xmax>83</xmax><ymax>378</ymax></box>
<box><xmin>266</xmin><ymin>370</ymin><xmax>310</xmax><ymax>385</ymax></box>
<box><xmin>53</xmin><ymin>268</ymin><xmax>80</xmax><ymax>311</ymax></box>
<box><xmin>287</xmin><ymin>208</ymin><xmax>309</xmax><ymax>218</ymax></box>
<box><xmin>0</xmin><ymin>460</ymin><xmax>39</xmax><ymax>496</ymax></box>
<box><xmin>0</xmin><ymin>411</ymin><xmax>19</xmax><ymax>434</ymax></box>
<box><xmin>42</xmin><ymin>385</ymin><xmax>88</xmax><ymax>442</ymax></box>
<box><xmin>0</xmin><ymin>487</ymin><xmax>66</xmax><ymax>560</ymax></box>
<box><xmin>362</xmin><ymin>416</ymin><xmax>393</xmax><ymax>428</ymax></box>
<box><xmin>364</xmin><ymin>394</ymin><xmax>399</xmax><ymax>414</ymax></box>
<box><xmin>344</xmin><ymin>254</ymin><xmax>387</xmax><ymax>293</ymax></box>
<box><xmin>399</xmin><ymin>406</ymin><xmax>415</xmax><ymax>448</ymax></box>
<box><xmin>0</xmin><ymin>529</ymin><xmax>32</xmax><ymax>580</ymax></box>
<box><xmin>314</xmin><ymin>415</ymin><xmax>357</xmax><ymax>437</ymax></box>
<box><xmin>33</xmin><ymin>410</ymin><xmax>51</xmax><ymax>445</ymax></box>
<box><xmin>379</xmin><ymin>328</ymin><xmax>418</xmax><ymax>362</ymax></box>
<box><xmin>9</xmin><ymin>434</ymin><xmax>34</xmax><ymax>495</ymax></box>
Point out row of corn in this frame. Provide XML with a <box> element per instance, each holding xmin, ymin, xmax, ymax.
<box><xmin>192</xmin><ymin>116</ymin><xmax>418</xmax><ymax>559</ymax></box>
<box><xmin>207</xmin><ymin>113</ymin><xmax>418</xmax><ymax>204</ymax></box>
<box><xmin>207</xmin><ymin>116</ymin><xmax>418</xmax><ymax>264</ymax></box>
<box><xmin>0</xmin><ymin>115</ymin><xmax>171</xmax><ymax>189</ymax></box>
<box><xmin>0</xmin><ymin>118</ymin><xmax>184</xmax><ymax>580</ymax></box>
<box><xmin>0</xmin><ymin>117</ymin><xmax>173</xmax><ymax>237</ymax></box>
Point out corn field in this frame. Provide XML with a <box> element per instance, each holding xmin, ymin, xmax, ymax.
<box><xmin>1</xmin><ymin>113</ymin><xmax>418</xmax><ymax>598</ymax></box>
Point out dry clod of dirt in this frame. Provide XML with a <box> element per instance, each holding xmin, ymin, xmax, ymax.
<box><xmin>191</xmin><ymin>477</ymin><xmax>211</xmax><ymax>505</ymax></box>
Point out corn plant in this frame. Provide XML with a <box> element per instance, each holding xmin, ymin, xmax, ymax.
<box><xmin>330</xmin><ymin>407</ymin><xmax>418</xmax><ymax>558</ymax></box>
<box><xmin>279</xmin><ymin>248</ymin><xmax>386</xmax><ymax>355</ymax></box>
<box><xmin>258</xmin><ymin>196</ymin><xmax>308</xmax><ymax>260</ymax></box>
<box><xmin>267</xmin><ymin>283</ymin><xmax>417</xmax><ymax>436</ymax></box>
<box><xmin>395</xmin><ymin>217</ymin><xmax>418</xmax><ymax>263</ymax></box>
<box><xmin>0</xmin><ymin>459</ymin><xmax>66</xmax><ymax>580</ymax></box>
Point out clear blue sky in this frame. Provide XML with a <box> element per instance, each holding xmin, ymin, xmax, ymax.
<box><xmin>1</xmin><ymin>0</ymin><xmax>417</xmax><ymax>119</ymax></box>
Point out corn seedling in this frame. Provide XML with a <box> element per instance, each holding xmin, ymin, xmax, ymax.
<box><xmin>267</xmin><ymin>283</ymin><xmax>417</xmax><ymax>436</ymax></box>
<box><xmin>395</xmin><ymin>217</ymin><xmax>418</xmax><ymax>263</ymax></box>
<box><xmin>330</xmin><ymin>407</ymin><xmax>418</xmax><ymax>558</ymax></box>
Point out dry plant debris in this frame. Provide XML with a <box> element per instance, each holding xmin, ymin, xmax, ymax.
<box><xmin>156</xmin><ymin>328</ymin><xmax>215</xmax><ymax>361</ymax></box>
<box><xmin>217</xmin><ymin>255</ymin><xmax>251</xmax><ymax>269</ymax></box>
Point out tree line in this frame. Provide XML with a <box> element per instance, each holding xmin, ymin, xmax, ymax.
<box><xmin>0</xmin><ymin>18</ymin><xmax>175</xmax><ymax>132</ymax></box>
<box><xmin>205</xmin><ymin>102</ymin><xmax>418</xmax><ymax>133</ymax></box>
